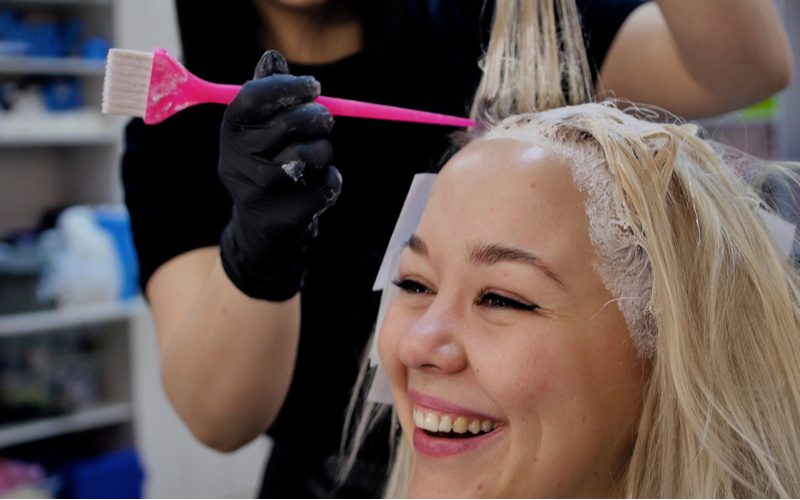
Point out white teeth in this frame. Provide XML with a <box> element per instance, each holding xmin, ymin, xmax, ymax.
<box><xmin>412</xmin><ymin>404</ymin><xmax>501</xmax><ymax>435</ymax></box>
<box><xmin>452</xmin><ymin>416</ymin><xmax>468</xmax><ymax>433</ymax></box>
<box><xmin>413</xmin><ymin>407</ymin><xmax>424</xmax><ymax>428</ymax></box>
<box><xmin>423</xmin><ymin>412</ymin><xmax>439</xmax><ymax>432</ymax></box>
<box><xmin>438</xmin><ymin>414</ymin><xmax>453</xmax><ymax>432</ymax></box>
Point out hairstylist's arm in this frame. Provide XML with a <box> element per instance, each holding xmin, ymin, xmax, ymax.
<box><xmin>147</xmin><ymin>51</ymin><xmax>341</xmax><ymax>452</ymax></box>
<box><xmin>598</xmin><ymin>0</ymin><xmax>793</xmax><ymax>118</ymax></box>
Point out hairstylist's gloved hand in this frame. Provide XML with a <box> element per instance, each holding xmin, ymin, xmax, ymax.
<box><xmin>219</xmin><ymin>50</ymin><xmax>341</xmax><ymax>301</ymax></box>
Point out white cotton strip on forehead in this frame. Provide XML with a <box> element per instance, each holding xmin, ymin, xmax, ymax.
<box><xmin>373</xmin><ymin>174</ymin><xmax>438</xmax><ymax>291</ymax></box>
<box><xmin>368</xmin><ymin>173</ymin><xmax>438</xmax><ymax>405</ymax></box>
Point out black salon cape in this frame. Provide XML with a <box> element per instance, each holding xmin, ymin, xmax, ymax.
<box><xmin>122</xmin><ymin>0</ymin><xmax>645</xmax><ymax>497</ymax></box>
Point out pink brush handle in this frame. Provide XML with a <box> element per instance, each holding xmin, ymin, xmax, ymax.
<box><xmin>145</xmin><ymin>48</ymin><xmax>476</xmax><ymax>127</ymax></box>
<box><xmin>316</xmin><ymin>96</ymin><xmax>476</xmax><ymax>127</ymax></box>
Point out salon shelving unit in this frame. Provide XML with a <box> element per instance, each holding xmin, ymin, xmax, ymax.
<box><xmin>0</xmin><ymin>308</ymin><xmax>140</xmax><ymax>481</ymax></box>
<box><xmin>0</xmin><ymin>0</ymin><xmax>123</xmax><ymax>230</ymax></box>
<box><xmin>0</xmin><ymin>402</ymin><xmax>132</xmax><ymax>449</ymax></box>
<box><xmin>0</xmin><ymin>111</ymin><xmax>117</xmax><ymax>146</ymax></box>
<box><xmin>0</xmin><ymin>1</ymin><xmax>270</xmax><ymax>497</ymax></box>
<box><xmin>0</xmin><ymin>303</ymin><xmax>136</xmax><ymax>448</ymax></box>
<box><xmin>0</xmin><ymin>297</ymin><xmax>145</xmax><ymax>337</ymax></box>
<box><xmin>0</xmin><ymin>0</ymin><xmax>142</xmax><ymax>493</ymax></box>
<box><xmin>0</xmin><ymin>55</ymin><xmax>104</xmax><ymax>75</ymax></box>
<box><xmin>0</xmin><ymin>0</ymin><xmax>110</xmax><ymax>6</ymax></box>
<box><xmin>0</xmin><ymin>308</ymin><xmax>135</xmax><ymax>450</ymax></box>
<box><xmin>0</xmin><ymin>0</ymin><xmax>112</xmax><ymax>147</ymax></box>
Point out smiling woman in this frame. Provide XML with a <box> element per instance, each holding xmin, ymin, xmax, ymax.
<box><xmin>371</xmin><ymin>100</ymin><xmax>800</xmax><ymax>498</ymax></box>
<box><xmin>381</xmin><ymin>134</ymin><xmax>646</xmax><ymax>497</ymax></box>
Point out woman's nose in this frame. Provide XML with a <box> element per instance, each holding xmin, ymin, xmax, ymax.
<box><xmin>396</xmin><ymin>298</ymin><xmax>467</xmax><ymax>375</ymax></box>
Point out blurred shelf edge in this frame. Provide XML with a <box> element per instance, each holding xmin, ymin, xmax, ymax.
<box><xmin>0</xmin><ymin>296</ymin><xmax>146</xmax><ymax>337</ymax></box>
<box><xmin>0</xmin><ymin>111</ymin><xmax>121</xmax><ymax>146</ymax></box>
<box><xmin>0</xmin><ymin>130</ymin><xmax>118</xmax><ymax>146</ymax></box>
<box><xmin>0</xmin><ymin>56</ymin><xmax>106</xmax><ymax>76</ymax></box>
<box><xmin>0</xmin><ymin>402</ymin><xmax>132</xmax><ymax>449</ymax></box>
<box><xmin>0</xmin><ymin>0</ymin><xmax>110</xmax><ymax>7</ymax></box>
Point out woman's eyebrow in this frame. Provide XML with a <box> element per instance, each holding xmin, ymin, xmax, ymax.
<box><xmin>468</xmin><ymin>242</ymin><xmax>566</xmax><ymax>289</ymax></box>
<box><xmin>403</xmin><ymin>234</ymin><xmax>428</xmax><ymax>255</ymax></box>
<box><xmin>403</xmin><ymin>234</ymin><xmax>566</xmax><ymax>289</ymax></box>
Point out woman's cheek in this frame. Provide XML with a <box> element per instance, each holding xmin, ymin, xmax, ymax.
<box><xmin>471</xmin><ymin>337</ymin><xmax>555</xmax><ymax>411</ymax></box>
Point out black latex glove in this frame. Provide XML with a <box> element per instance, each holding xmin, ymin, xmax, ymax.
<box><xmin>219</xmin><ymin>50</ymin><xmax>342</xmax><ymax>301</ymax></box>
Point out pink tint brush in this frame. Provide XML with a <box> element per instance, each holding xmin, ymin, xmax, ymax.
<box><xmin>102</xmin><ymin>48</ymin><xmax>476</xmax><ymax>128</ymax></box>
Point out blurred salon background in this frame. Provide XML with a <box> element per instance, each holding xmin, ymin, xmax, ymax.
<box><xmin>0</xmin><ymin>0</ymin><xmax>796</xmax><ymax>498</ymax></box>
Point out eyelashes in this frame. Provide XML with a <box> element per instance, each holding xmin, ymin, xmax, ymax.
<box><xmin>391</xmin><ymin>278</ymin><xmax>538</xmax><ymax>312</ymax></box>
<box><xmin>478</xmin><ymin>291</ymin><xmax>537</xmax><ymax>312</ymax></box>
<box><xmin>392</xmin><ymin>278</ymin><xmax>433</xmax><ymax>295</ymax></box>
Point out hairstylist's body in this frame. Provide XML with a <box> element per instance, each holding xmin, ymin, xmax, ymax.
<box><xmin>124</xmin><ymin>0</ymin><xmax>792</xmax><ymax>497</ymax></box>
<box><xmin>145</xmin><ymin>0</ymin><xmax>366</xmax><ymax>451</ymax></box>
<box><xmin>602</xmin><ymin>0</ymin><xmax>792</xmax><ymax>117</ymax></box>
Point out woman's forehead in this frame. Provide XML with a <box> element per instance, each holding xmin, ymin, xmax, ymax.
<box><xmin>420</xmin><ymin>138</ymin><xmax>593</xmax><ymax>265</ymax></box>
<box><xmin>435</xmin><ymin>138</ymin><xmax>581</xmax><ymax>210</ymax></box>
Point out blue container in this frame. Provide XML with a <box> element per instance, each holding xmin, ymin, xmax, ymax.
<box><xmin>95</xmin><ymin>207</ymin><xmax>140</xmax><ymax>300</ymax></box>
<box><xmin>81</xmin><ymin>37</ymin><xmax>111</xmax><ymax>60</ymax></box>
<box><xmin>61</xmin><ymin>448</ymin><xmax>145</xmax><ymax>499</ymax></box>
<box><xmin>41</xmin><ymin>78</ymin><xmax>83</xmax><ymax>111</ymax></box>
<box><xmin>0</xmin><ymin>10</ymin><xmax>23</xmax><ymax>44</ymax></box>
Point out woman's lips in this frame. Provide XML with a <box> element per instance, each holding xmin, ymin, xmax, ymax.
<box><xmin>412</xmin><ymin>424</ymin><xmax>505</xmax><ymax>458</ymax></box>
<box><xmin>408</xmin><ymin>390</ymin><xmax>506</xmax><ymax>458</ymax></box>
<box><xmin>408</xmin><ymin>389</ymin><xmax>504</xmax><ymax>422</ymax></box>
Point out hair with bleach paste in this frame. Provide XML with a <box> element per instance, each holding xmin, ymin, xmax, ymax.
<box><xmin>482</xmin><ymin>104</ymin><xmax>800</xmax><ymax>497</ymax></box>
<box><xmin>470</xmin><ymin>0</ymin><xmax>592</xmax><ymax>125</ymax></box>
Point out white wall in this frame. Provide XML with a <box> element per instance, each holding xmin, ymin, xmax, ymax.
<box><xmin>113</xmin><ymin>0</ymin><xmax>182</xmax><ymax>55</ymax></box>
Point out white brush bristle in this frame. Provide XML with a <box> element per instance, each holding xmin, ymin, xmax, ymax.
<box><xmin>102</xmin><ymin>48</ymin><xmax>154</xmax><ymax>118</ymax></box>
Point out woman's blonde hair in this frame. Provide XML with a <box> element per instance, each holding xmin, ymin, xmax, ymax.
<box><xmin>470</xmin><ymin>0</ymin><xmax>592</xmax><ymax>124</ymax></box>
<box><xmin>485</xmin><ymin>104</ymin><xmax>800</xmax><ymax>497</ymax></box>
<box><xmin>345</xmin><ymin>0</ymin><xmax>800</xmax><ymax>497</ymax></box>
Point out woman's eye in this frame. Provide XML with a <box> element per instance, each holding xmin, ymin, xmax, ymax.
<box><xmin>392</xmin><ymin>278</ymin><xmax>433</xmax><ymax>295</ymax></box>
<box><xmin>477</xmin><ymin>291</ymin><xmax>538</xmax><ymax>312</ymax></box>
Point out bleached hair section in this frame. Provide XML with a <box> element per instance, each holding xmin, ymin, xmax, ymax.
<box><xmin>483</xmin><ymin>105</ymin><xmax>657</xmax><ymax>356</ymax></box>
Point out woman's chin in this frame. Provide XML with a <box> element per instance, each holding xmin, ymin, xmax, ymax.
<box><xmin>407</xmin><ymin>469</ymin><xmax>487</xmax><ymax>498</ymax></box>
